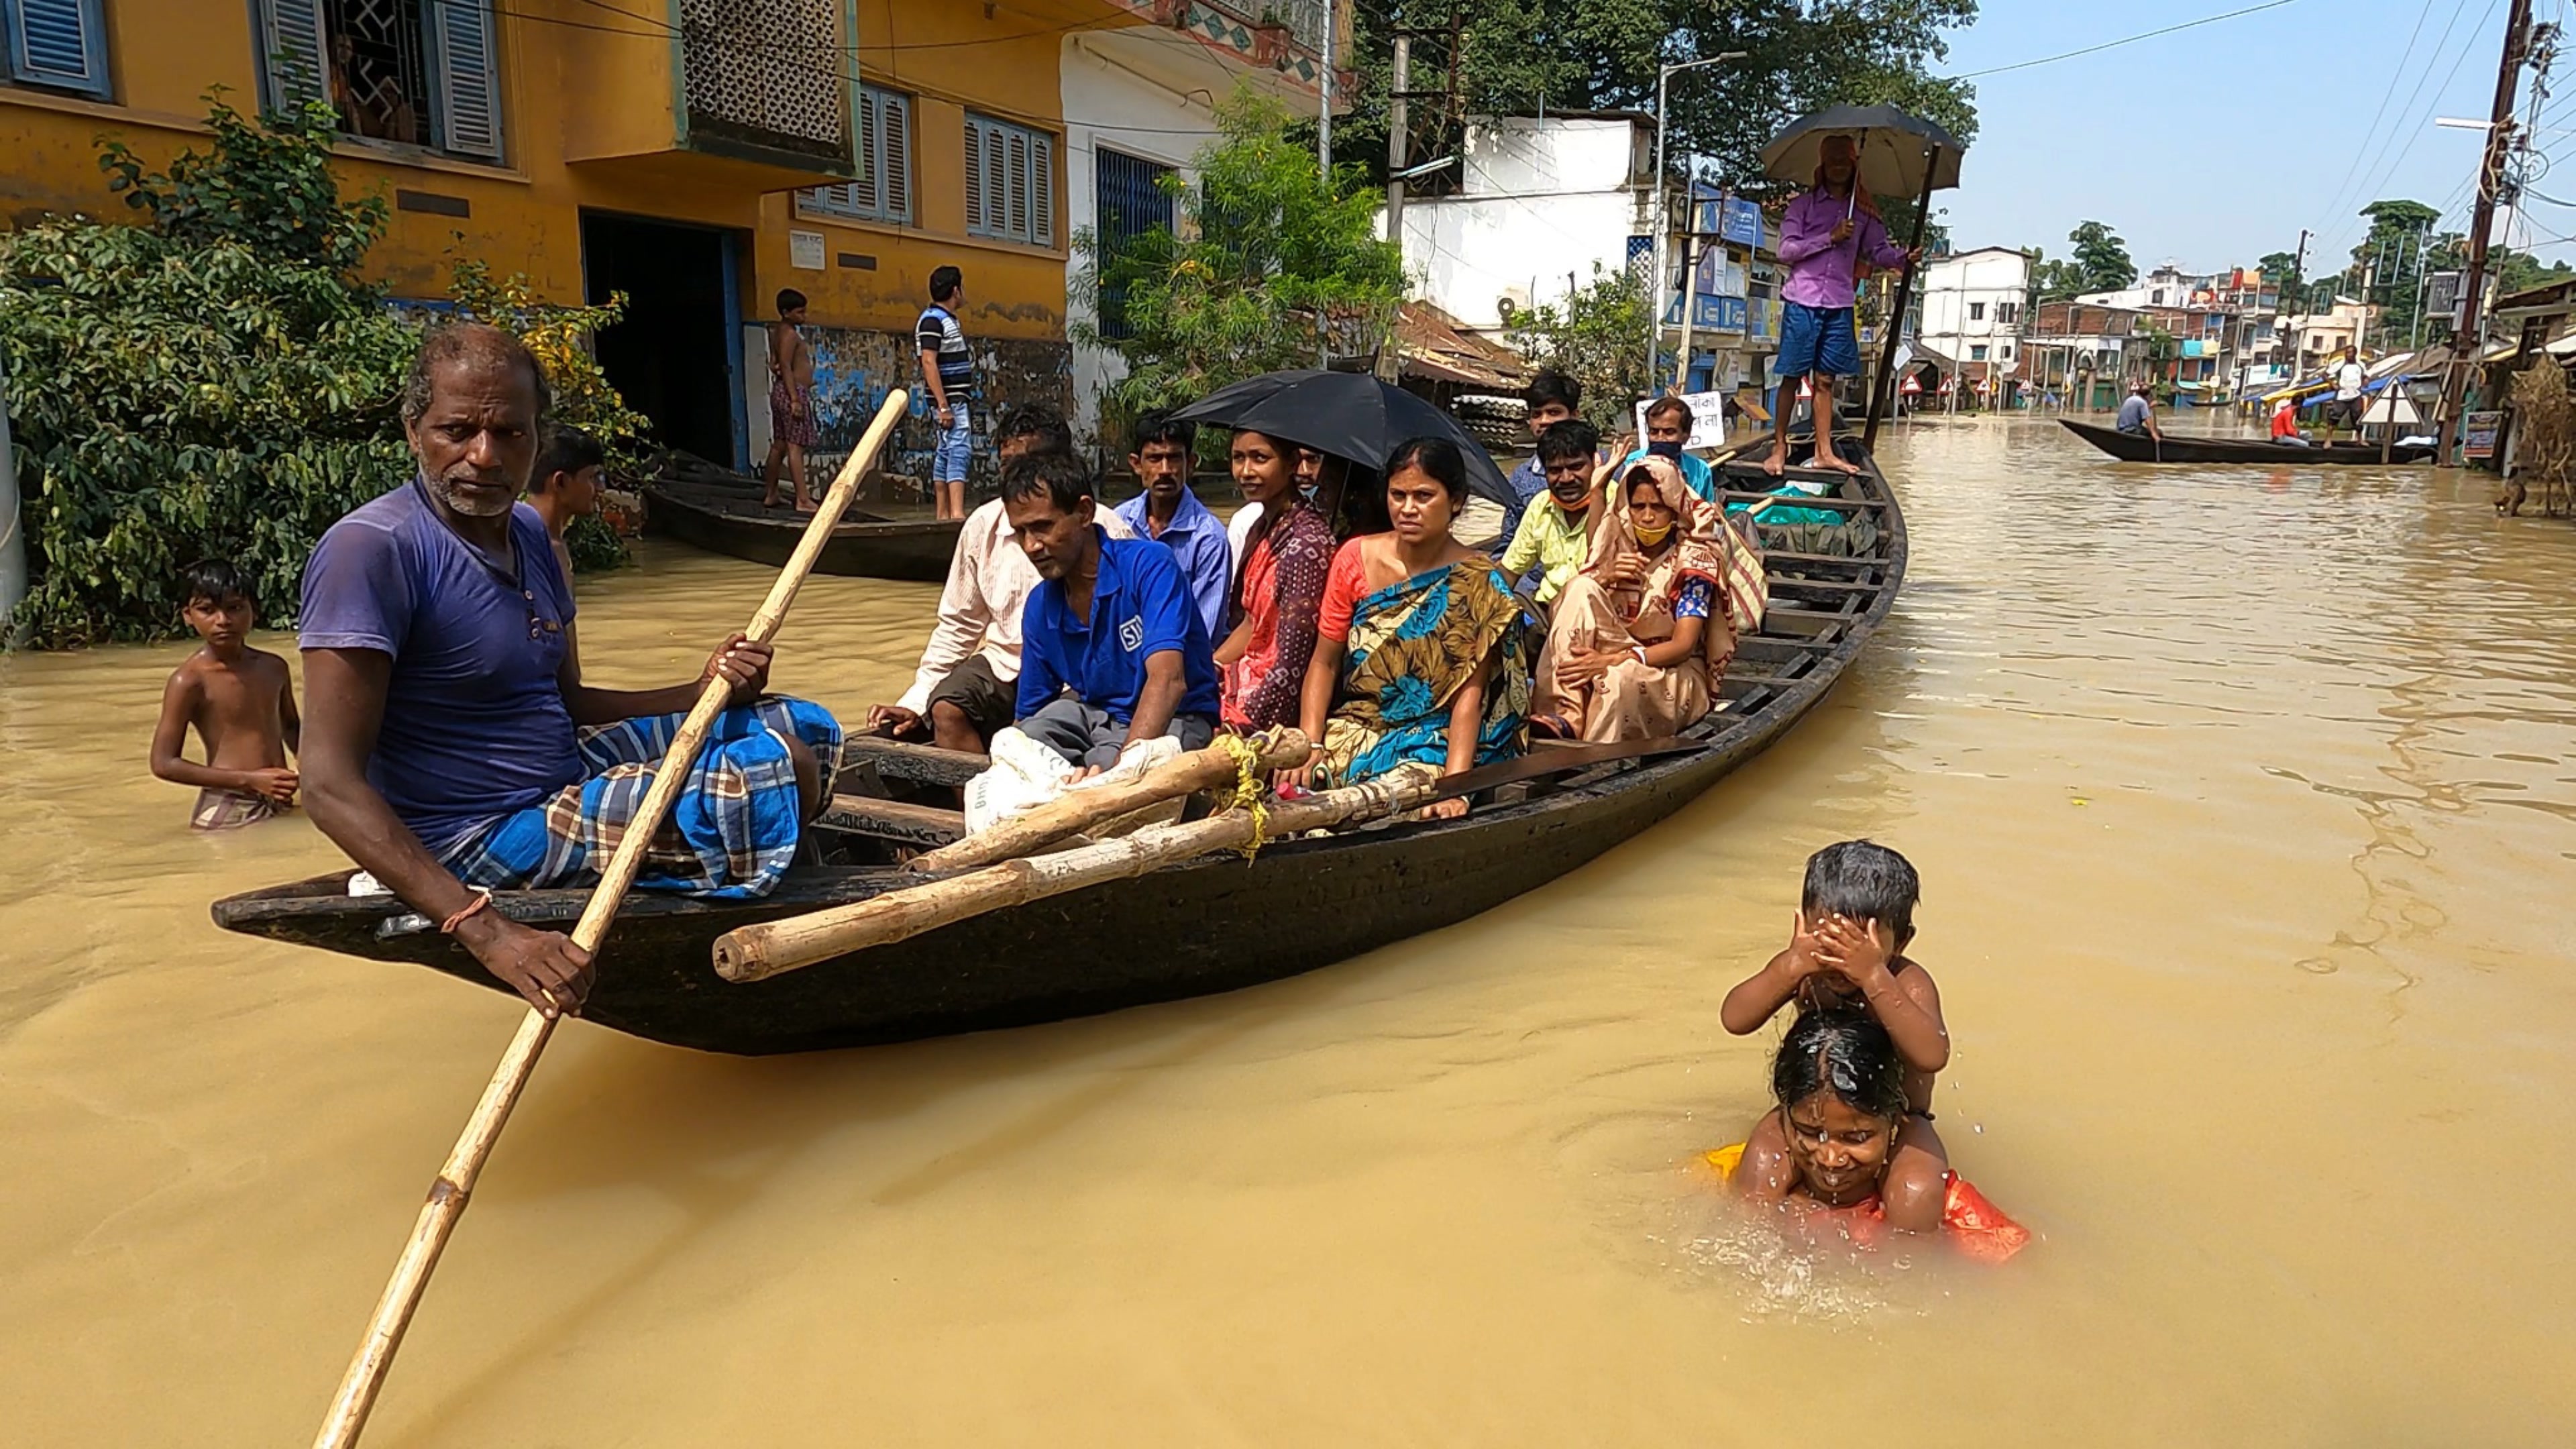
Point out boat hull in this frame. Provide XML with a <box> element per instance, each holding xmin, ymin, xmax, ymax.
<box><xmin>643</xmin><ymin>481</ymin><xmax>961</xmax><ymax>582</ymax></box>
<box><xmin>2059</xmin><ymin>418</ymin><xmax>2436</xmax><ymax>465</ymax></box>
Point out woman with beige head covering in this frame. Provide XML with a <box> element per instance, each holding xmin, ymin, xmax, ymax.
<box><xmin>1531</xmin><ymin>455</ymin><xmax>1760</xmax><ymax>743</ymax></box>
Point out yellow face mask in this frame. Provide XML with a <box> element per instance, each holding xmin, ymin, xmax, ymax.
<box><xmin>1630</xmin><ymin>517</ymin><xmax>1674</xmax><ymax>549</ymax></box>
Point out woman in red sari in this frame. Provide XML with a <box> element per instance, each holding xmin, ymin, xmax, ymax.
<box><xmin>1215</xmin><ymin>430</ymin><xmax>1337</xmax><ymax>732</ymax></box>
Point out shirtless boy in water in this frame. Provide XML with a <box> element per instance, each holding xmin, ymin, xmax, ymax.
<box><xmin>150</xmin><ymin>559</ymin><xmax>302</xmax><ymax>830</ymax></box>
<box><xmin>1720</xmin><ymin>839</ymin><xmax>1951</xmax><ymax>1232</ymax></box>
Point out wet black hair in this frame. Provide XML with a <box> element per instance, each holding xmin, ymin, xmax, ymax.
<box><xmin>929</xmin><ymin>265</ymin><xmax>963</xmax><ymax>303</ymax></box>
<box><xmin>996</xmin><ymin>402</ymin><xmax>1074</xmax><ymax>459</ymax></box>
<box><xmin>998</xmin><ymin>449</ymin><xmax>1097</xmax><ymax>515</ymax></box>
<box><xmin>1801</xmin><ymin>839</ymin><xmax>1921</xmax><ymax>947</ymax></box>
<box><xmin>1772</xmin><ymin>1009</ymin><xmax>1911</xmax><ymax>1122</ymax></box>
<box><xmin>530</xmin><ymin>424</ymin><xmax>604</xmax><ymax>492</ymax></box>
<box><xmin>776</xmin><ymin>288</ymin><xmax>807</xmax><ymax>313</ymax></box>
<box><xmin>1535</xmin><ymin>418</ymin><xmax>1600</xmax><ymax>466</ymax></box>
<box><xmin>1131</xmin><ymin>411</ymin><xmax>1197</xmax><ymax>455</ymax></box>
<box><xmin>1525</xmin><ymin>368</ymin><xmax>1581</xmax><ymax>413</ymax></box>
<box><xmin>1384</xmin><ymin>435</ymin><xmax>1468</xmax><ymax>503</ymax></box>
<box><xmin>179</xmin><ymin>557</ymin><xmax>250</xmax><ymax>607</ymax></box>
<box><xmin>1644</xmin><ymin>395</ymin><xmax>1693</xmax><ymax>428</ymax></box>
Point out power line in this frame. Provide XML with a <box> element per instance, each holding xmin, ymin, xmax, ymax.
<box><xmin>1953</xmin><ymin>0</ymin><xmax>2304</xmax><ymax>79</ymax></box>
<box><xmin>2307</xmin><ymin>0</ymin><xmax>2443</xmax><ymax>233</ymax></box>
<box><xmin>2312</xmin><ymin>0</ymin><xmax>2502</xmax><ymax>260</ymax></box>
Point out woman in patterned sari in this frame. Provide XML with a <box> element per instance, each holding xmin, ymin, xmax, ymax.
<box><xmin>1287</xmin><ymin>437</ymin><xmax>1536</xmax><ymax>819</ymax></box>
<box><xmin>1530</xmin><ymin>455</ymin><xmax>1763</xmax><ymax>743</ymax></box>
<box><xmin>1216</xmin><ymin>430</ymin><xmax>1336</xmax><ymax>731</ymax></box>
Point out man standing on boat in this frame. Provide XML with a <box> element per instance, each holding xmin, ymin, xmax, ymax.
<box><xmin>297</xmin><ymin>325</ymin><xmax>842</xmax><ymax>1017</ymax></box>
<box><xmin>865</xmin><ymin>407</ymin><xmax>1132</xmax><ymax>754</ymax></box>
<box><xmin>2331</xmin><ymin>345</ymin><xmax>2367</xmax><ymax>437</ymax></box>
<box><xmin>2116</xmin><ymin>380</ymin><xmax>2162</xmax><ymax>441</ymax></box>
<box><xmin>1764</xmin><ymin>133</ymin><xmax>1918</xmax><ymax>478</ymax></box>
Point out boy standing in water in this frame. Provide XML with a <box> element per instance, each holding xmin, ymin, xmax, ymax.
<box><xmin>1766</xmin><ymin>134</ymin><xmax>1919</xmax><ymax>478</ymax></box>
<box><xmin>150</xmin><ymin>559</ymin><xmax>302</xmax><ymax>830</ymax></box>
<box><xmin>524</xmin><ymin>423</ymin><xmax>604</xmax><ymax>586</ymax></box>
<box><xmin>763</xmin><ymin>288</ymin><xmax>816</xmax><ymax>511</ymax></box>
<box><xmin>1720</xmin><ymin>839</ymin><xmax>1951</xmax><ymax>1230</ymax></box>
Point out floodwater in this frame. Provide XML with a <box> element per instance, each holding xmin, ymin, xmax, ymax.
<box><xmin>5</xmin><ymin>416</ymin><xmax>2573</xmax><ymax>1446</ymax></box>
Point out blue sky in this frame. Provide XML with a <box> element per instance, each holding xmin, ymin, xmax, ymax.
<box><xmin>1927</xmin><ymin>0</ymin><xmax>2559</xmax><ymax>273</ymax></box>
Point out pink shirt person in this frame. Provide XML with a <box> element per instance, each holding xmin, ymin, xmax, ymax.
<box><xmin>1776</xmin><ymin>188</ymin><xmax>1911</xmax><ymax>311</ymax></box>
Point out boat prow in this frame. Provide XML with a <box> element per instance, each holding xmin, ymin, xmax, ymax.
<box><xmin>2059</xmin><ymin>417</ymin><xmax>2436</xmax><ymax>465</ymax></box>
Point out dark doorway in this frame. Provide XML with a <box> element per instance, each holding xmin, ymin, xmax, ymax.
<box><xmin>580</xmin><ymin>213</ymin><xmax>743</xmax><ymax>467</ymax></box>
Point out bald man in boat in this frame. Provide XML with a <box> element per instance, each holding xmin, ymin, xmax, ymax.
<box><xmin>297</xmin><ymin>325</ymin><xmax>843</xmax><ymax>1018</ymax></box>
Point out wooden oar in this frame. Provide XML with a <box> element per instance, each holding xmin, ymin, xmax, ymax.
<box><xmin>713</xmin><ymin>735</ymin><xmax>1703</xmax><ymax>983</ymax></box>
<box><xmin>906</xmin><ymin>729</ymin><xmax>1311</xmax><ymax>874</ymax></box>
<box><xmin>309</xmin><ymin>389</ymin><xmax>912</xmax><ymax>1449</ymax></box>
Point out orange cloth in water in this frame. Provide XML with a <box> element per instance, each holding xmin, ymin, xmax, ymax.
<box><xmin>1703</xmin><ymin>1143</ymin><xmax>2032</xmax><ymax>1264</ymax></box>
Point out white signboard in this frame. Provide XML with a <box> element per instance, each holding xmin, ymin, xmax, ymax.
<box><xmin>788</xmin><ymin>229</ymin><xmax>826</xmax><ymax>271</ymax></box>
<box><xmin>1633</xmin><ymin>391</ymin><xmax>1732</xmax><ymax>451</ymax></box>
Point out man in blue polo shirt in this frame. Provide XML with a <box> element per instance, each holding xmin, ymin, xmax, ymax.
<box><xmin>1110</xmin><ymin>410</ymin><xmax>1228</xmax><ymax>639</ymax></box>
<box><xmin>1004</xmin><ymin>451</ymin><xmax>1220</xmax><ymax>773</ymax></box>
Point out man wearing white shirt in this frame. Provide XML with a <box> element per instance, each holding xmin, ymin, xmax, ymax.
<box><xmin>2331</xmin><ymin>345</ymin><xmax>2367</xmax><ymax>434</ymax></box>
<box><xmin>864</xmin><ymin>406</ymin><xmax>1131</xmax><ymax>752</ymax></box>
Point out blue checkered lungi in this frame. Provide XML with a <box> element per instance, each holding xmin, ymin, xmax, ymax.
<box><xmin>438</xmin><ymin>697</ymin><xmax>841</xmax><ymax>900</ymax></box>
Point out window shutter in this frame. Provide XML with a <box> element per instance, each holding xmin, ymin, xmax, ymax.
<box><xmin>983</xmin><ymin>125</ymin><xmax>1007</xmax><ymax>235</ymax></box>
<box><xmin>963</xmin><ymin>117</ymin><xmax>986</xmax><ymax>235</ymax></box>
<box><xmin>1031</xmin><ymin>131</ymin><xmax>1054</xmax><ymax>248</ymax></box>
<box><xmin>851</xmin><ymin>88</ymin><xmax>879</xmax><ymax>215</ymax></box>
<box><xmin>7</xmin><ymin>0</ymin><xmax>110</xmax><ymax>97</ymax></box>
<box><xmin>881</xmin><ymin>92</ymin><xmax>909</xmax><ymax>223</ymax></box>
<box><xmin>430</xmin><ymin>0</ymin><xmax>503</xmax><ymax>160</ymax></box>
<box><xmin>259</xmin><ymin>0</ymin><xmax>330</xmax><ymax>111</ymax></box>
<box><xmin>1005</xmin><ymin>129</ymin><xmax>1029</xmax><ymax>242</ymax></box>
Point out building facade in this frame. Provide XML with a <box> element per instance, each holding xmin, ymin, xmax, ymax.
<box><xmin>1917</xmin><ymin>246</ymin><xmax>2032</xmax><ymax>406</ymax></box>
<box><xmin>0</xmin><ymin>0</ymin><xmax>1340</xmax><ymax>482</ymax></box>
<box><xmin>1393</xmin><ymin>111</ymin><xmax>1657</xmax><ymax>339</ymax></box>
<box><xmin>2024</xmin><ymin>301</ymin><xmax>2148</xmax><ymax>410</ymax></box>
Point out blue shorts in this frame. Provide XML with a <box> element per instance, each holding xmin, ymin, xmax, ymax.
<box><xmin>932</xmin><ymin>403</ymin><xmax>973</xmax><ymax>483</ymax></box>
<box><xmin>1775</xmin><ymin>302</ymin><xmax>1859</xmax><ymax>380</ymax></box>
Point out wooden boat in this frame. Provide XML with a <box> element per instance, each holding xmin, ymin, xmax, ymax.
<box><xmin>2060</xmin><ymin>417</ymin><xmax>2436</xmax><ymax>465</ymax></box>
<box><xmin>643</xmin><ymin>467</ymin><xmax>961</xmax><ymax>582</ymax></box>
<box><xmin>213</xmin><ymin>449</ymin><xmax>1907</xmax><ymax>1055</ymax></box>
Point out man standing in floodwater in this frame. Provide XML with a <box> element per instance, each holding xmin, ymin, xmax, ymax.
<box><xmin>297</xmin><ymin>324</ymin><xmax>843</xmax><ymax>1018</ymax></box>
<box><xmin>1766</xmin><ymin>133</ymin><xmax>1918</xmax><ymax>478</ymax></box>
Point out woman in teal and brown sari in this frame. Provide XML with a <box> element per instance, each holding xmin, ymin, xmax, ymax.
<box><xmin>1287</xmin><ymin>437</ymin><xmax>1536</xmax><ymax>820</ymax></box>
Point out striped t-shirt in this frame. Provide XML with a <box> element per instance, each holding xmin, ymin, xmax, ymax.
<box><xmin>915</xmin><ymin>305</ymin><xmax>973</xmax><ymax>400</ymax></box>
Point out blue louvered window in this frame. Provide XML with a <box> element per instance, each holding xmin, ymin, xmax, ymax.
<box><xmin>964</xmin><ymin>113</ymin><xmax>1056</xmax><ymax>249</ymax></box>
<box><xmin>1093</xmin><ymin>148</ymin><xmax>1174</xmax><ymax>341</ymax></box>
<box><xmin>254</xmin><ymin>0</ymin><xmax>502</xmax><ymax>162</ymax></box>
<box><xmin>3</xmin><ymin>0</ymin><xmax>111</xmax><ymax>98</ymax></box>
<box><xmin>800</xmin><ymin>85</ymin><xmax>910</xmax><ymax>225</ymax></box>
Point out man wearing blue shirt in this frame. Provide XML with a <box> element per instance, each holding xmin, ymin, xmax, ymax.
<box><xmin>1006</xmin><ymin>451</ymin><xmax>1221</xmax><ymax>773</ymax></box>
<box><xmin>1111</xmin><ymin>411</ymin><xmax>1229</xmax><ymax>639</ymax></box>
<box><xmin>1625</xmin><ymin>396</ymin><xmax>1719</xmax><ymax>502</ymax></box>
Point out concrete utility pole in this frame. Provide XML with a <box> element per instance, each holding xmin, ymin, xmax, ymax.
<box><xmin>1385</xmin><ymin>34</ymin><xmax>1409</xmax><ymax>244</ymax></box>
<box><xmin>1318</xmin><ymin>0</ymin><xmax>1335</xmax><ymax>174</ymax></box>
<box><xmin>2440</xmin><ymin>0</ymin><xmax>2536</xmax><ymax>447</ymax></box>
<box><xmin>1646</xmin><ymin>52</ymin><xmax>1746</xmax><ymax>395</ymax></box>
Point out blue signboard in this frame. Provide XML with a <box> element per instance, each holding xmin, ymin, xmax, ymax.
<box><xmin>1721</xmin><ymin>197</ymin><xmax>1763</xmax><ymax>248</ymax></box>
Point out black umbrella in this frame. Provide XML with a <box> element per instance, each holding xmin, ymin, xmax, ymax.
<box><xmin>1170</xmin><ymin>370</ymin><xmax>1513</xmax><ymax>506</ymax></box>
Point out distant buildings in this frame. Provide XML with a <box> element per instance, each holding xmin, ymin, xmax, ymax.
<box><xmin>1917</xmin><ymin>247</ymin><xmax>2034</xmax><ymax>407</ymax></box>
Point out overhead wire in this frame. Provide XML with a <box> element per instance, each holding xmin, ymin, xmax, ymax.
<box><xmin>2310</xmin><ymin>0</ymin><xmax>2502</xmax><ymax>261</ymax></box>
<box><xmin>1952</xmin><ymin>0</ymin><xmax>2304</xmax><ymax>79</ymax></box>
<box><xmin>2306</xmin><ymin>0</ymin><xmax>2444</xmax><ymax>236</ymax></box>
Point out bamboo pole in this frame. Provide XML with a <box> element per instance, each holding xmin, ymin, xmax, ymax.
<box><xmin>310</xmin><ymin>390</ymin><xmax>912</xmax><ymax>1449</ymax></box>
<box><xmin>714</xmin><ymin>772</ymin><xmax>1438</xmax><ymax>983</ymax></box>
<box><xmin>906</xmin><ymin>729</ymin><xmax>1310</xmax><ymax>874</ymax></box>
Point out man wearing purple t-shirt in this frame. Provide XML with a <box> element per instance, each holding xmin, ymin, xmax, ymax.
<box><xmin>299</xmin><ymin>325</ymin><xmax>841</xmax><ymax>1018</ymax></box>
<box><xmin>1767</xmin><ymin>133</ymin><xmax>1919</xmax><ymax>478</ymax></box>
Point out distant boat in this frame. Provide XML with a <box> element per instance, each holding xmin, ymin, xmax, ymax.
<box><xmin>2060</xmin><ymin>419</ymin><xmax>2436</xmax><ymax>465</ymax></box>
<box><xmin>642</xmin><ymin>458</ymin><xmax>961</xmax><ymax>582</ymax></box>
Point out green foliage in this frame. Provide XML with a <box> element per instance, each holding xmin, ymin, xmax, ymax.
<box><xmin>2067</xmin><ymin>221</ymin><xmax>2137</xmax><ymax>293</ymax></box>
<box><xmin>2257</xmin><ymin>248</ymin><xmax>2302</xmax><ymax>295</ymax></box>
<box><xmin>1072</xmin><ymin>88</ymin><xmax>1406</xmax><ymax>416</ymax></box>
<box><xmin>3</xmin><ymin>95</ymin><xmax>645</xmax><ymax>647</ymax></box>
<box><xmin>1327</xmin><ymin>0</ymin><xmax>1978</xmax><ymax>201</ymax></box>
<box><xmin>1503</xmin><ymin>264</ymin><xmax>1653</xmax><ymax>431</ymax></box>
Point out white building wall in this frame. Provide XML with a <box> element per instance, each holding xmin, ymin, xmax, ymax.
<box><xmin>1919</xmin><ymin>249</ymin><xmax>2031</xmax><ymax>370</ymax></box>
<box><xmin>1401</xmin><ymin>191</ymin><xmax>1638</xmax><ymax>335</ymax></box>
<box><xmin>1060</xmin><ymin>32</ymin><xmax>1227</xmax><ymax>445</ymax></box>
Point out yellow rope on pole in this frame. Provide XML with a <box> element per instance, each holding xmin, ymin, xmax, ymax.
<box><xmin>1214</xmin><ymin>733</ymin><xmax>1273</xmax><ymax>860</ymax></box>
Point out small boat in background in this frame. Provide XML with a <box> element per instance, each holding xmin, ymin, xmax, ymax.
<box><xmin>2059</xmin><ymin>418</ymin><xmax>2436</xmax><ymax>465</ymax></box>
<box><xmin>642</xmin><ymin>457</ymin><xmax>961</xmax><ymax>582</ymax></box>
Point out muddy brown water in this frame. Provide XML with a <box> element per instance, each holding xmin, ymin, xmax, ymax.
<box><xmin>4</xmin><ymin>416</ymin><xmax>2572</xmax><ymax>1444</ymax></box>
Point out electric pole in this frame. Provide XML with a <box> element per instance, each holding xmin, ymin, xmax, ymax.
<box><xmin>1385</xmin><ymin>34</ymin><xmax>1409</xmax><ymax>244</ymax></box>
<box><xmin>2440</xmin><ymin>0</ymin><xmax>2536</xmax><ymax>446</ymax></box>
<box><xmin>1318</xmin><ymin>0</ymin><xmax>1334</xmax><ymax>174</ymax></box>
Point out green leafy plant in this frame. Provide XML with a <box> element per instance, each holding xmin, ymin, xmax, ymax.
<box><xmin>1071</xmin><ymin>87</ymin><xmax>1406</xmax><ymax>420</ymax></box>
<box><xmin>1504</xmin><ymin>264</ymin><xmax>1654</xmax><ymax>432</ymax></box>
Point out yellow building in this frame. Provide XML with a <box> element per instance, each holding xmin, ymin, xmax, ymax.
<box><xmin>0</xmin><ymin>0</ymin><xmax>1343</xmax><ymax>474</ymax></box>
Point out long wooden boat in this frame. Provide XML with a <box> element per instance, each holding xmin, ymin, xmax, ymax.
<box><xmin>2060</xmin><ymin>417</ymin><xmax>2436</xmax><ymax>465</ymax></box>
<box><xmin>643</xmin><ymin>473</ymin><xmax>961</xmax><ymax>582</ymax></box>
<box><xmin>213</xmin><ymin>450</ymin><xmax>1907</xmax><ymax>1055</ymax></box>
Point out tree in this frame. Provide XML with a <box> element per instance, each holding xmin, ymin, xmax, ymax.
<box><xmin>1324</xmin><ymin>1</ymin><xmax>1979</xmax><ymax>201</ymax></box>
<box><xmin>2258</xmin><ymin>248</ymin><xmax>2302</xmax><ymax>300</ymax></box>
<box><xmin>1071</xmin><ymin>88</ymin><xmax>1405</xmax><ymax>422</ymax></box>
<box><xmin>1503</xmin><ymin>264</ymin><xmax>1654</xmax><ymax>431</ymax></box>
<box><xmin>2067</xmin><ymin>221</ymin><xmax>2136</xmax><ymax>294</ymax></box>
<box><xmin>2345</xmin><ymin>199</ymin><xmax>2438</xmax><ymax>344</ymax></box>
<box><xmin>2027</xmin><ymin>246</ymin><xmax>2085</xmax><ymax>303</ymax></box>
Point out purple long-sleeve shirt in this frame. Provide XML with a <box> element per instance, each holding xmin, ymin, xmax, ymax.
<box><xmin>1776</xmin><ymin>187</ymin><xmax>1910</xmax><ymax>310</ymax></box>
